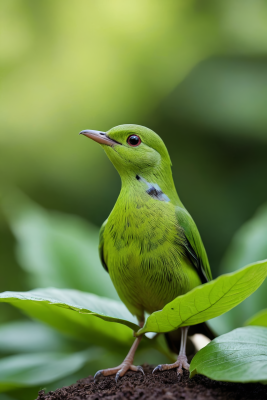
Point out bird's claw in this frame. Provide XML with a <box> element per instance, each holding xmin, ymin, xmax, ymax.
<box><xmin>137</xmin><ymin>365</ymin><xmax>145</xmax><ymax>376</ymax></box>
<box><xmin>152</xmin><ymin>356</ymin><xmax>190</xmax><ymax>377</ymax></box>
<box><xmin>137</xmin><ymin>365</ymin><xmax>145</xmax><ymax>375</ymax></box>
<box><xmin>94</xmin><ymin>370</ymin><xmax>103</xmax><ymax>383</ymax></box>
<box><xmin>115</xmin><ymin>365</ymin><xmax>145</xmax><ymax>383</ymax></box>
<box><xmin>115</xmin><ymin>370</ymin><xmax>121</xmax><ymax>383</ymax></box>
<box><xmin>94</xmin><ymin>364</ymin><xmax>145</xmax><ymax>384</ymax></box>
<box><xmin>177</xmin><ymin>355</ymin><xmax>190</xmax><ymax>376</ymax></box>
<box><xmin>152</xmin><ymin>364</ymin><xmax>162</xmax><ymax>374</ymax></box>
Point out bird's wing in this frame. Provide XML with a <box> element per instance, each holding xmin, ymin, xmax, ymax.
<box><xmin>175</xmin><ymin>206</ymin><xmax>212</xmax><ymax>283</ymax></box>
<box><xmin>98</xmin><ymin>219</ymin><xmax>109</xmax><ymax>273</ymax></box>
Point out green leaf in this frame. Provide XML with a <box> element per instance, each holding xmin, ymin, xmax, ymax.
<box><xmin>190</xmin><ymin>326</ymin><xmax>267</xmax><ymax>383</ymax></box>
<box><xmin>0</xmin><ymin>321</ymin><xmax>72</xmax><ymax>354</ymax></box>
<box><xmin>2</xmin><ymin>192</ymin><xmax>119</xmax><ymax>299</ymax></box>
<box><xmin>246</xmin><ymin>309</ymin><xmax>267</xmax><ymax>327</ymax></box>
<box><xmin>209</xmin><ymin>203</ymin><xmax>267</xmax><ymax>334</ymax></box>
<box><xmin>0</xmin><ymin>290</ymin><xmax>175</xmax><ymax>362</ymax></box>
<box><xmin>0</xmin><ymin>288</ymin><xmax>139</xmax><ymax>348</ymax></box>
<box><xmin>0</xmin><ymin>348</ymin><xmax>100</xmax><ymax>392</ymax></box>
<box><xmin>137</xmin><ymin>260</ymin><xmax>267</xmax><ymax>335</ymax></box>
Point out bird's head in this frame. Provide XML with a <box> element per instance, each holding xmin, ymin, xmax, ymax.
<box><xmin>80</xmin><ymin>124</ymin><xmax>172</xmax><ymax>180</ymax></box>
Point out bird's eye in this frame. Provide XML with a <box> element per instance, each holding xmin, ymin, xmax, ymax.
<box><xmin>127</xmin><ymin>135</ymin><xmax>141</xmax><ymax>147</ymax></box>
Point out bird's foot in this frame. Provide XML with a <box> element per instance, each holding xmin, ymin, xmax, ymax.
<box><xmin>94</xmin><ymin>363</ymin><xmax>145</xmax><ymax>383</ymax></box>
<box><xmin>152</xmin><ymin>354</ymin><xmax>190</xmax><ymax>377</ymax></box>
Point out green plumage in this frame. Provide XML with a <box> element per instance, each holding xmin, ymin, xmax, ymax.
<box><xmin>97</xmin><ymin>124</ymin><xmax>212</xmax><ymax>323</ymax></box>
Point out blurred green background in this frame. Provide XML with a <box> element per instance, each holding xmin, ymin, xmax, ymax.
<box><xmin>1</xmin><ymin>0</ymin><xmax>267</xmax><ymax>398</ymax></box>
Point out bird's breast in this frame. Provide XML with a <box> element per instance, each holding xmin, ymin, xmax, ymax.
<box><xmin>102</xmin><ymin>196</ymin><xmax>194</xmax><ymax>316</ymax></box>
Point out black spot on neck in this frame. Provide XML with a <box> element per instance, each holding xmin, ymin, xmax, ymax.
<box><xmin>136</xmin><ymin>175</ymin><xmax>140</xmax><ymax>180</ymax></box>
<box><xmin>146</xmin><ymin>186</ymin><xmax>164</xmax><ymax>200</ymax></box>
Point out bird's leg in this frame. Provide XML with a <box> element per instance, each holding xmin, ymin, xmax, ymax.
<box><xmin>94</xmin><ymin>319</ymin><xmax>144</xmax><ymax>383</ymax></box>
<box><xmin>176</xmin><ymin>326</ymin><xmax>190</xmax><ymax>375</ymax></box>
<box><xmin>153</xmin><ymin>326</ymin><xmax>190</xmax><ymax>377</ymax></box>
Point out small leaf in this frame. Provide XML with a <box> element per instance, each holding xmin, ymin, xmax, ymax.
<box><xmin>190</xmin><ymin>326</ymin><xmax>267</xmax><ymax>383</ymax></box>
<box><xmin>0</xmin><ymin>288</ymin><xmax>139</xmax><ymax>348</ymax></box>
<box><xmin>245</xmin><ymin>309</ymin><xmax>267</xmax><ymax>327</ymax></box>
<box><xmin>137</xmin><ymin>260</ymin><xmax>267</xmax><ymax>335</ymax></box>
<box><xmin>0</xmin><ymin>348</ymin><xmax>100</xmax><ymax>392</ymax></box>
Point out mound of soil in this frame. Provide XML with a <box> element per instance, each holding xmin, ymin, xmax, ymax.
<box><xmin>37</xmin><ymin>364</ymin><xmax>267</xmax><ymax>400</ymax></box>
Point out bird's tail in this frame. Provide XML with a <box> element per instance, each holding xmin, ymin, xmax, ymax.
<box><xmin>164</xmin><ymin>322</ymin><xmax>216</xmax><ymax>355</ymax></box>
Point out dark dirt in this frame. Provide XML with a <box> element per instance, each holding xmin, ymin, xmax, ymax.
<box><xmin>36</xmin><ymin>365</ymin><xmax>267</xmax><ymax>400</ymax></box>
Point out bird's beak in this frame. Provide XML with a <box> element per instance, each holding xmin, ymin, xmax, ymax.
<box><xmin>79</xmin><ymin>130</ymin><xmax>120</xmax><ymax>147</ymax></box>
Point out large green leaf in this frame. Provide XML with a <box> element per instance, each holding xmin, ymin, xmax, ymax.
<box><xmin>209</xmin><ymin>203</ymin><xmax>267</xmax><ymax>334</ymax></box>
<box><xmin>0</xmin><ymin>288</ymin><xmax>139</xmax><ymax>349</ymax></box>
<box><xmin>0</xmin><ymin>289</ymin><xmax>175</xmax><ymax>363</ymax></box>
<box><xmin>190</xmin><ymin>327</ymin><xmax>267</xmax><ymax>383</ymax></box>
<box><xmin>2</xmin><ymin>192</ymin><xmax>119</xmax><ymax>300</ymax></box>
<box><xmin>246</xmin><ymin>309</ymin><xmax>267</xmax><ymax>327</ymax></box>
<box><xmin>0</xmin><ymin>348</ymin><xmax>100</xmax><ymax>392</ymax></box>
<box><xmin>137</xmin><ymin>260</ymin><xmax>267</xmax><ymax>335</ymax></box>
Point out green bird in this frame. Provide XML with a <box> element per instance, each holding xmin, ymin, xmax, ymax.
<box><xmin>80</xmin><ymin>124</ymin><xmax>213</xmax><ymax>381</ymax></box>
